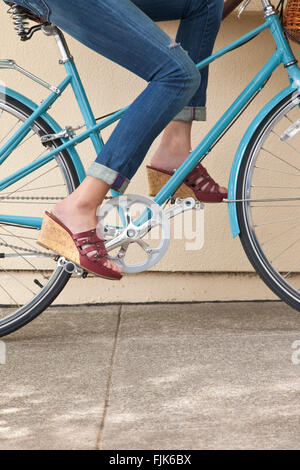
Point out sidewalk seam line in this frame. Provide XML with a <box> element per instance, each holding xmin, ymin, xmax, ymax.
<box><xmin>96</xmin><ymin>304</ymin><xmax>122</xmax><ymax>450</ymax></box>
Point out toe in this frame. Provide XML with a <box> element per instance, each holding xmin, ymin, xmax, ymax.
<box><xmin>104</xmin><ymin>258</ymin><xmax>121</xmax><ymax>274</ymax></box>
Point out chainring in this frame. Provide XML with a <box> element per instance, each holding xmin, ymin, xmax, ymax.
<box><xmin>97</xmin><ymin>194</ymin><xmax>170</xmax><ymax>274</ymax></box>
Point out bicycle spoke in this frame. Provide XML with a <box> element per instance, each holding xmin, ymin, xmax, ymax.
<box><xmin>251</xmin><ymin>204</ymin><xmax>300</xmax><ymax>208</ymax></box>
<box><xmin>282</xmin><ymin>268</ymin><xmax>300</xmax><ymax>280</ymax></box>
<box><xmin>251</xmin><ymin>185</ymin><xmax>300</xmax><ymax>189</ymax></box>
<box><xmin>271</xmin><ymin>128</ymin><xmax>300</xmax><ymax>156</ymax></box>
<box><xmin>260</xmin><ymin>222</ymin><xmax>300</xmax><ymax>247</ymax></box>
<box><xmin>261</xmin><ymin>147</ymin><xmax>300</xmax><ymax>173</ymax></box>
<box><xmin>270</xmin><ymin>237</ymin><xmax>300</xmax><ymax>265</ymax></box>
<box><xmin>0</xmin><ymin>232</ymin><xmax>36</xmax><ymax>240</ymax></box>
<box><xmin>0</xmin><ymin>263</ymin><xmax>36</xmax><ymax>296</ymax></box>
<box><xmin>254</xmin><ymin>215</ymin><xmax>300</xmax><ymax>227</ymax></box>
<box><xmin>0</xmin><ymin>119</ymin><xmax>21</xmax><ymax>145</ymax></box>
<box><xmin>0</xmin><ymin>234</ymin><xmax>40</xmax><ymax>272</ymax></box>
<box><xmin>32</xmin><ymin>148</ymin><xmax>48</xmax><ymax>161</ymax></box>
<box><xmin>254</xmin><ymin>165</ymin><xmax>300</xmax><ymax>177</ymax></box>
<box><xmin>1</xmin><ymin>224</ymin><xmax>40</xmax><ymax>253</ymax></box>
<box><xmin>6</xmin><ymin>184</ymin><xmax>66</xmax><ymax>193</ymax></box>
<box><xmin>0</xmin><ymin>163</ymin><xmax>60</xmax><ymax>197</ymax></box>
<box><xmin>0</xmin><ymin>281</ymin><xmax>20</xmax><ymax>307</ymax></box>
<box><xmin>0</xmin><ymin>225</ymin><xmax>49</xmax><ymax>279</ymax></box>
<box><xmin>17</xmin><ymin>130</ymin><xmax>35</xmax><ymax>148</ymax></box>
<box><xmin>284</xmin><ymin>114</ymin><xmax>293</xmax><ymax>124</ymax></box>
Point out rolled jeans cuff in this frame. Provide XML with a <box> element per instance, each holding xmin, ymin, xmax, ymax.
<box><xmin>87</xmin><ymin>162</ymin><xmax>130</xmax><ymax>193</ymax></box>
<box><xmin>173</xmin><ymin>106</ymin><xmax>206</xmax><ymax>122</ymax></box>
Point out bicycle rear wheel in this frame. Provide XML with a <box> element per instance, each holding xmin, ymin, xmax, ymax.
<box><xmin>0</xmin><ymin>92</ymin><xmax>80</xmax><ymax>337</ymax></box>
<box><xmin>237</xmin><ymin>90</ymin><xmax>300</xmax><ymax>311</ymax></box>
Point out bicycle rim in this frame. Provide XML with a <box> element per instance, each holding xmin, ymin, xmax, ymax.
<box><xmin>237</xmin><ymin>90</ymin><xmax>300</xmax><ymax>311</ymax></box>
<box><xmin>0</xmin><ymin>93</ymin><xmax>80</xmax><ymax>336</ymax></box>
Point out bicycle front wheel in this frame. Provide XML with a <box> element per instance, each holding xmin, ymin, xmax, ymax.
<box><xmin>237</xmin><ymin>90</ymin><xmax>300</xmax><ymax>311</ymax></box>
<box><xmin>0</xmin><ymin>92</ymin><xmax>80</xmax><ymax>337</ymax></box>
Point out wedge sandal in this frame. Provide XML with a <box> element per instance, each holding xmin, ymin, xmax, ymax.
<box><xmin>146</xmin><ymin>163</ymin><xmax>227</xmax><ymax>202</ymax></box>
<box><xmin>37</xmin><ymin>211</ymin><xmax>122</xmax><ymax>280</ymax></box>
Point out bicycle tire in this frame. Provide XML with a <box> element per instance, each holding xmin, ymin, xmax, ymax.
<box><xmin>0</xmin><ymin>92</ymin><xmax>80</xmax><ymax>337</ymax></box>
<box><xmin>237</xmin><ymin>90</ymin><xmax>300</xmax><ymax>311</ymax></box>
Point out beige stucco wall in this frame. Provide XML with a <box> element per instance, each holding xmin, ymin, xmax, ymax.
<box><xmin>0</xmin><ymin>3</ymin><xmax>299</xmax><ymax>303</ymax></box>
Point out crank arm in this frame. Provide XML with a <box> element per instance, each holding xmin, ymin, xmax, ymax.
<box><xmin>105</xmin><ymin>197</ymin><xmax>203</xmax><ymax>252</ymax></box>
<box><xmin>164</xmin><ymin>197</ymin><xmax>204</xmax><ymax>220</ymax></box>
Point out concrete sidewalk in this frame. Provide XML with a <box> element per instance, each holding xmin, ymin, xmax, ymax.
<box><xmin>0</xmin><ymin>302</ymin><xmax>300</xmax><ymax>450</ymax></box>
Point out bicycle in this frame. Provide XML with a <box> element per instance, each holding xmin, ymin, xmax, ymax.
<box><xmin>0</xmin><ymin>0</ymin><xmax>300</xmax><ymax>338</ymax></box>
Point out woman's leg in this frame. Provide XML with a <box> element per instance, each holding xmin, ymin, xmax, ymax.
<box><xmin>40</xmin><ymin>0</ymin><xmax>201</xmax><ymax>231</ymax></box>
<box><xmin>133</xmin><ymin>0</ymin><xmax>226</xmax><ymax>194</ymax></box>
<box><xmin>132</xmin><ymin>0</ymin><xmax>224</xmax><ymax>122</ymax></box>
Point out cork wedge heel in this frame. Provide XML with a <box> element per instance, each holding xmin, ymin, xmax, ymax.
<box><xmin>146</xmin><ymin>165</ymin><xmax>227</xmax><ymax>203</ymax></box>
<box><xmin>37</xmin><ymin>212</ymin><xmax>80</xmax><ymax>266</ymax></box>
<box><xmin>37</xmin><ymin>211</ymin><xmax>122</xmax><ymax>280</ymax></box>
<box><xmin>146</xmin><ymin>166</ymin><xmax>195</xmax><ymax>198</ymax></box>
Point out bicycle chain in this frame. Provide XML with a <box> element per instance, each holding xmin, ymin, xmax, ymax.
<box><xmin>0</xmin><ymin>194</ymin><xmax>112</xmax><ymax>257</ymax></box>
<box><xmin>0</xmin><ymin>241</ymin><xmax>56</xmax><ymax>258</ymax></box>
<box><xmin>0</xmin><ymin>195</ymin><xmax>112</xmax><ymax>201</ymax></box>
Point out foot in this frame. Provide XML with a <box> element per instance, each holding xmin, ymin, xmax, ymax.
<box><xmin>51</xmin><ymin>198</ymin><xmax>121</xmax><ymax>277</ymax></box>
<box><xmin>151</xmin><ymin>135</ymin><xmax>192</xmax><ymax>173</ymax></box>
<box><xmin>151</xmin><ymin>146</ymin><xmax>227</xmax><ymax>198</ymax></box>
<box><xmin>53</xmin><ymin>197</ymin><xmax>98</xmax><ymax>234</ymax></box>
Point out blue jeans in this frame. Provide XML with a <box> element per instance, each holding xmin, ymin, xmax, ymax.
<box><xmin>3</xmin><ymin>0</ymin><xmax>223</xmax><ymax>192</ymax></box>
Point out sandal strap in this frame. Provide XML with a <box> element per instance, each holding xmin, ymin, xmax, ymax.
<box><xmin>185</xmin><ymin>164</ymin><xmax>220</xmax><ymax>194</ymax></box>
<box><xmin>80</xmin><ymin>245</ymin><xmax>107</xmax><ymax>258</ymax></box>
<box><xmin>73</xmin><ymin>228</ymin><xmax>103</xmax><ymax>241</ymax></box>
<box><xmin>73</xmin><ymin>229</ymin><xmax>107</xmax><ymax>259</ymax></box>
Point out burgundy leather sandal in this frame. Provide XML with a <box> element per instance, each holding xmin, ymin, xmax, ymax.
<box><xmin>37</xmin><ymin>211</ymin><xmax>122</xmax><ymax>280</ymax></box>
<box><xmin>147</xmin><ymin>163</ymin><xmax>227</xmax><ymax>202</ymax></box>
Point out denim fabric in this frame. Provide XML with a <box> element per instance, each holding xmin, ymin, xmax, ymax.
<box><xmin>3</xmin><ymin>0</ymin><xmax>223</xmax><ymax>191</ymax></box>
<box><xmin>3</xmin><ymin>0</ymin><xmax>50</xmax><ymax>20</ymax></box>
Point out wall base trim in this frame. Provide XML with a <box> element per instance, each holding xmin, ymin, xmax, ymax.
<box><xmin>52</xmin><ymin>271</ymin><xmax>283</xmax><ymax>304</ymax></box>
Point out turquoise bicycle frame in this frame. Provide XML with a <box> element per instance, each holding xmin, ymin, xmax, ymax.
<box><xmin>1</xmin><ymin>3</ymin><xmax>300</xmax><ymax>237</ymax></box>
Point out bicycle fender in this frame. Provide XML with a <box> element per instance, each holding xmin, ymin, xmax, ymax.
<box><xmin>1</xmin><ymin>86</ymin><xmax>86</xmax><ymax>182</ymax></box>
<box><xmin>228</xmin><ymin>85</ymin><xmax>299</xmax><ymax>238</ymax></box>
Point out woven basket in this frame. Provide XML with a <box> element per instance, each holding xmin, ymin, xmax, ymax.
<box><xmin>284</xmin><ymin>0</ymin><xmax>300</xmax><ymax>41</ymax></box>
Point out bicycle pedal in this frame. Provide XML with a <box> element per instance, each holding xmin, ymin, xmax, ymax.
<box><xmin>57</xmin><ymin>257</ymin><xmax>87</xmax><ymax>278</ymax></box>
